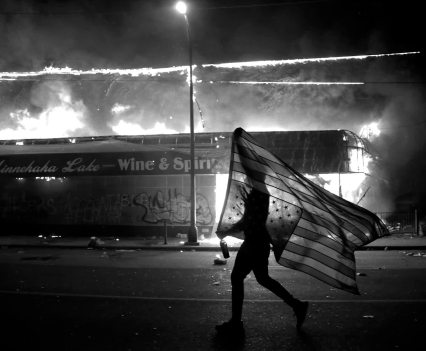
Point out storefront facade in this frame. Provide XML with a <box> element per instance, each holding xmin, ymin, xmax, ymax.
<box><xmin>0</xmin><ymin>130</ymin><xmax>372</xmax><ymax>237</ymax></box>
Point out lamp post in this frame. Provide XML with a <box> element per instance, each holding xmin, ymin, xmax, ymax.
<box><xmin>175</xmin><ymin>1</ymin><xmax>198</xmax><ymax>245</ymax></box>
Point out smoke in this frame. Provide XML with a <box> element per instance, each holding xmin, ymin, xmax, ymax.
<box><xmin>195</xmin><ymin>54</ymin><xmax>421</xmax><ymax>133</ymax></box>
<box><xmin>367</xmin><ymin>85</ymin><xmax>426</xmax><ymax>212</ymax></box>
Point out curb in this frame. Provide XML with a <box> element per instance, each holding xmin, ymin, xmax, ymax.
<box><xmin>361</xmin><ymin>246</ymin><xmax>426</xmax><ymax>251</ymax></box>
<box><xmin>2</xmin><ymin>243</ymin><xmax>426</xmax><ymax>251</ymax></box>
<box><xmin>0</xmin><ymin>243</ymin><xmax>232</xmax><ymax>251</ymax></box>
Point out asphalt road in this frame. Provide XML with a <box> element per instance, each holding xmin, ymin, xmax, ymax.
<box><xmin>0</xmin><ymin>247</ymin><xmax>425</xmax><ymax>351</ymax></box>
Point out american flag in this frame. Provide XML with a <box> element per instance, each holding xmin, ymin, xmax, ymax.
<box><xmin>217</xmin><ymin>128</ymin><xmax>388</xmax><ymax>294</ymax></box>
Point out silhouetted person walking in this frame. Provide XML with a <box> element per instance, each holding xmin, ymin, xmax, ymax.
<box><xmin>216</xmin><ymin>187</ymin><xmax>309</xmax><ymax>336</ymax></box>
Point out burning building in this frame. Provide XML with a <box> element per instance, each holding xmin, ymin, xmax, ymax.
<box><xmin>1</xmin><ymin>51</ymin><xmax>422</xmax><ymax>237</ymax></box>
<box><xmin>0</xmin><ymin>129</ymin><xmax>375</xmax><ymax>238</ymax></box>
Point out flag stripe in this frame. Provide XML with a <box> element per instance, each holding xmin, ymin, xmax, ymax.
<box><xmin>279</xmin><ymin>255</ymin><xmax>358</xmax><ymax>294</ymax></box>
<box><xmin>300</xmin><ymin>203</ymin><xmax>369</xmax><ymax>244</ymax></box>
<box><xmin>292</xmin><ymin>172</ymin><xmax>381</xmax><ymax>233</ymax></box>
<box><xmin>232</xmin><ymin>166</ymin><xmax>366</xmax><ymax>248</ymax></box>
<box><xmin>217</xmin><ymin>128</ymin><xmax>388</xmax><ymax>295</ymax></box>
<box><xmin>290</xmin><ymin>230</ymin><xmax>355</xmax><ymax>268</ymax></box>
<box><xmin>235</xmin><ymin>134</ymin><xmax>384</xmax><ymax>232</ymax></box>
<box><xmin>291</xmin><ymin>169</ymin><xmax>386</xmax><ymax>234</ymax></box>
<box><xmin>301</xmin><ymin>210</ymin><xmax>363</xmax><ymax>247</ymax></box>
<box><xmin>234</xmin><ymin>135</ymin><xmax>384</xmax><ymax>246</ymax></box>
<box><xmin>230</xmin><ymin>173</ymin><xmax>362</xmax><ymax>257</ymax></box>
<box><xmin>232</xmin><ymin>164</ymin><xmax>366</xmax><ymax>246</ymax></box>
<box><xmin>237</xmin><ymin>145</ymin><xmax>374</xmax><ymax>237</ymax></box>
<box><xmin>282</xmin><ymin>179</ymin><xmax>373</xmax><ymax>235</ymax></box>
<box><xmin>233</xmin><ymin>149</ymin><xmax>372</xmax><ymax>239</ymax></box>
<box><xmin>285</xmin><ymin>240</ymin><xmax>355</xmax><ymax>277</ymax></box>
<box><xmin>279</xmin><ymin>251</ymin><xmax>357</xmax><ymax>291</ymax></box>
<box><xmin>294</xmin><ymin>223</ymin><xmax>354</xmax><ymax>259</ymax></box>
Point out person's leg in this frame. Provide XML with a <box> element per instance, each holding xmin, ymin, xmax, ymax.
<box><xmin>252</xmin><ymin>248</ymin><xmax>299</xmax><ymax>307</ymax></box>
<box><xmin>252</xmin><ymin>244</ymin><xmax>309</xmax><ymax>330</ymax></box>
<box><xmin>230</xmin><ymin>242</ymin><xmax>252</xmax><ymax>322</ymax></box>
<box><xmin>216</xmin><ymin>242</ymin><xmax>251</xmax><ymax>334</ymax></box>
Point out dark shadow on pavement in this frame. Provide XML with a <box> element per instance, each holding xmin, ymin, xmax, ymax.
<box><xmin>297</xmin><ymin>329</ymin><xmax>316</xmax><ymax>350</ymax></box>
<box><xmin>212</xmin><ymin>331</ymin><xmax>246</xmax><ymax>350</ymax></box>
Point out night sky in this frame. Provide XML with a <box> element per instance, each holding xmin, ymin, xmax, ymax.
<box><xmin>0</xmin><ymin>0</ymin><xmax>425</xmax><ymax>213</ymax></box>
<box><xmin>0</xmin><ymin>0</ymin><xmax>423</xmax><ymax>69</ymax></box>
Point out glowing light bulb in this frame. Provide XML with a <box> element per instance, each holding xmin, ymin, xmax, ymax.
<box><xmin>175</xmin><ymin>1</ymin><xmax>187</xmax><ymax>15</ymax></box>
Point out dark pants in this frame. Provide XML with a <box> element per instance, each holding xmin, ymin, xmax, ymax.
<box><xmin>231</xmin><ymin>240</ymin><xmax>298</xmax><ymax>321</ymax></box>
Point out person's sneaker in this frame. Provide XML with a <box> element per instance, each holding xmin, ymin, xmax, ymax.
<box><xmin>294</xmin><ymin>301</ymin><xmax>309</xmax><ymax>330</ymax></box>
<box><xmin>215</xmin><ymin>320</ymin><xmax>245</xmax><ymax>336</ymax></box>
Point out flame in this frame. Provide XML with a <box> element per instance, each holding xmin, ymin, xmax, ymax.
<box><xmin>211</xmin><ymin>81</ymin><xmax>364</xmax><ymax>85</ymax></box>
<box><xmin>111</xmin><ymin>103</ymin><xmax>132</xmax><ymax>115</ymax></box>
<box><xmin>0</xmin><ymin>65</ymin><xmax>187</xmax><ymax>81</ymax></box>
<box><xmin>340</xmin><ymin>173</ymin><xmax>367</xmax><ymax>203</ymax></box>
<box><xmin>202</xmin><ymin>51</ymin><xmax>420</xmax><ymax>69</ymax></box>
<box><xmin>110</xmin><ymin>120</ymin><xmax>178</xmax><ymax>135</ymax></box>
<box><xmin>0</xmin><ymin>52</ymin><xmax>419</xmax><ymax>81</ymax></box>
<box><xmin>246</xmin><ymin>125</ymin><xmax>286</xmax><ymax>132</ymax></box>
<box><xmin>215</xmin><ymin>174</ymin><xmax>229</xmax><ymax>223</ymax></box>
<box><xmin>35</xmin><ymin>176</ymin><xmax>64</xmax><ymax>182</ymax></box>
<box><xmin>307</xmin><ymin>173</ymin><xmax>367</xmax><ymax>204</ymax></box>
<box><xmin>181</xmin><ymin>119</ymin><xmax>205</xmax><ymax>134</ymax></box>
<box><xmin>209</xmin><ymin>173</ymin><xmax>242</xmax><ymax>244</ymax></box>
<box><xmin>360</xmin><ymin>121</ymin><xmax>381</xmax><ymax>141</ymax></box>
<box><xmin>200</xmin><ymin>234</ymin><xmax>243</xmax><ymax>247</ymax></box>
<box><xmin>0</xmin><ymin>82</ymin><xmax>86</xmax><ymax>139</ymax></box>
<box><xmin>348</xmin><ymin>148</ymin><xmax>372</xmax><ymax>174</ymax></box>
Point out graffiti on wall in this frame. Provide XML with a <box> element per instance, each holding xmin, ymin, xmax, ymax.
<box><xmin>0</xmin><ymin>186</ymin><xmax>214</xmax><ymax>226</ymax></box>
<box><xmin>133</xmin><ymin>189</ymin><xmax>213</xmax><ymax>225</ymax></box>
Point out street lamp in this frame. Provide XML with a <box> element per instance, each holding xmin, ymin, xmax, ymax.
<box><xmin>175</xmin><ymin>1</ymin><xmax>199</xmax><ymax>245</ymax></box>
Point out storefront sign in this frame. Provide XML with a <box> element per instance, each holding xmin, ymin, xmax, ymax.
<box><xmin>0</xmin><ymin>151</ymin><xmax>227</xmax><ymax>177</ymax></box>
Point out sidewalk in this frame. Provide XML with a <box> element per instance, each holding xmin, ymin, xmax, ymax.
<box><xmin>1</xmin><ymin>233</ymin><xmax>426</xmax><ymax>251</ymax></box>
